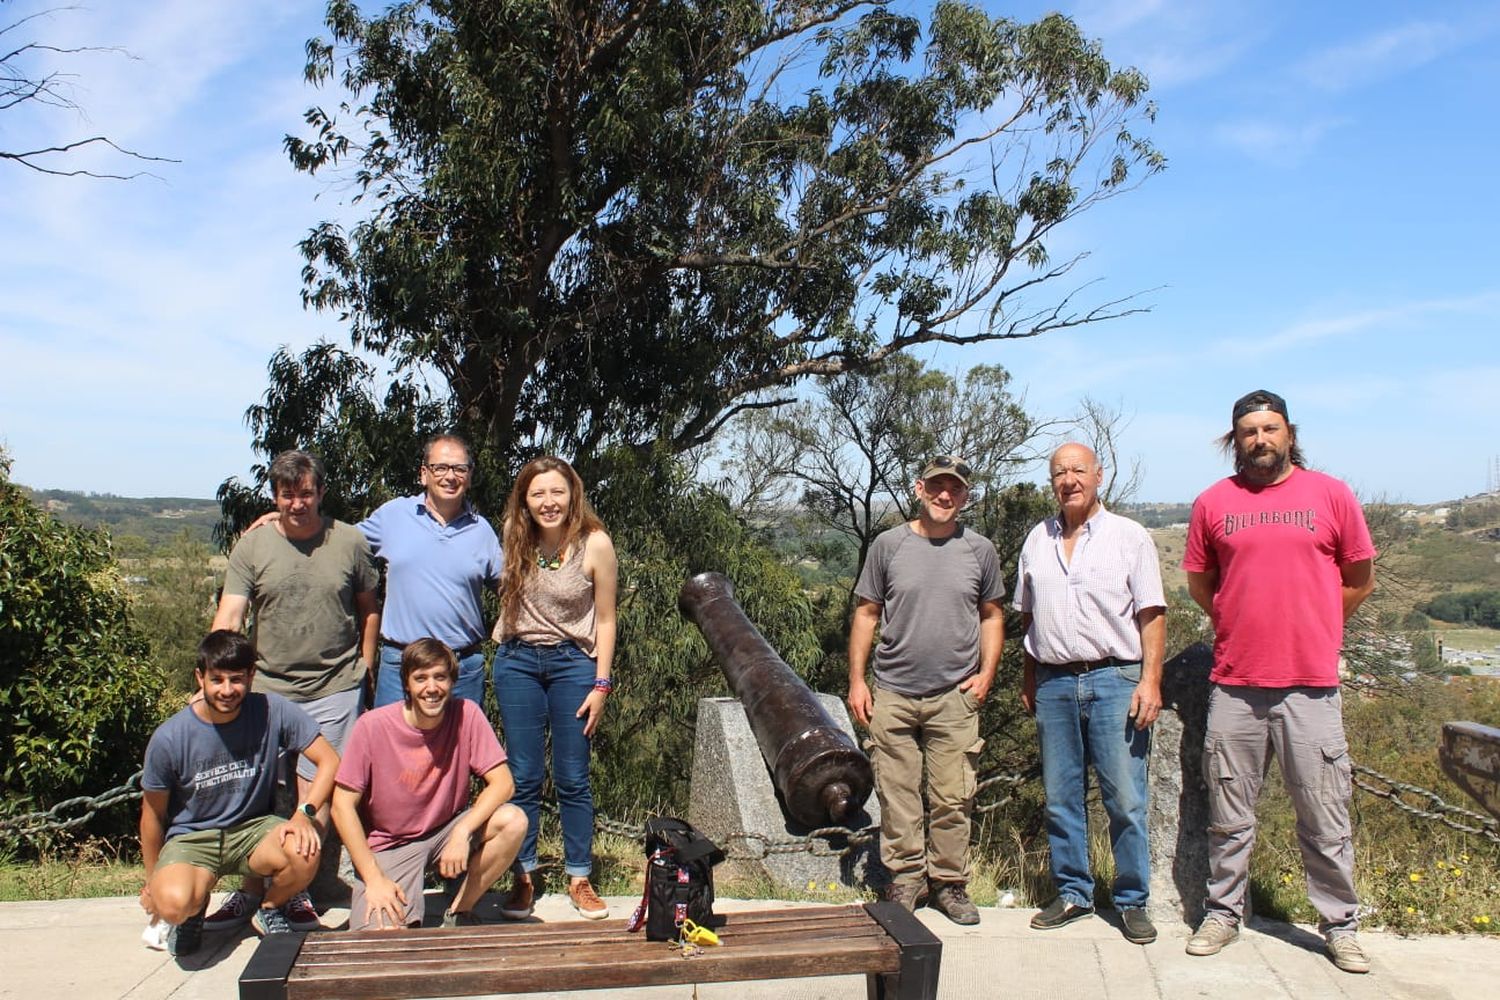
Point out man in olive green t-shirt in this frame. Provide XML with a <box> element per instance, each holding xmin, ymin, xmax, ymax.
<box><xmin>208</xmin><ymin>449</ymin><xmax>378</xmax><ymax>931</ymax></box>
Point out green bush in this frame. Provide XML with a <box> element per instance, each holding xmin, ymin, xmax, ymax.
<box><xmin>1425</xmin><ymin>590</ymin><xmax>1500</xmax><ymax>628</ymax></box>
<box><xmin>0</xmin><ymin>454</ymin><xmax>166</xmax><ymax>846</ymax></box>
<box><xmin>1250</xmin><ymin>678</ymin><xmax>1500</xmax><ymax>933</ymax></box>
<box><xmin>588</xmin><ymin>449</ymin><xmax>824</xmax><ymax>818</ymax></box>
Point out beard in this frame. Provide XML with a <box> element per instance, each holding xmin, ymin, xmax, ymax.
<box><xmin>1235</xmin><ymin>442</ymin><xmax>1291</xmax><ymax>481</ymax></box>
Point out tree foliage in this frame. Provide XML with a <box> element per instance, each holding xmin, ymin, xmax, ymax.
<box><xmin>718</xmin><ymin>354</ymin><xmax>1039</xmax><ymax>586</ymax></box>
<box><xmin>0</xmin><ymin>451</ymin><xmax>166</xmax><ymax>828</ymax></box>
<box><xmin>270</xmin><ymin>0</ymin><xmax>1161</xmax><ymax>479</ymax></box>
<box><xmin>588</xmin><ymin>448</ymin><xmax>823</xmax><ymax>813</ymax></box>
<box><xmin>1424</xmin><ymin>590</ymin><xmax>1500</xmax><ymax>629</ymax></box>
<box><xmin>215</xmin><ymin>342</ymin><xmax>451</xmax><ymax>543</ymax></box>
<box><xmin>125</xmin><ymin>530</ymin><xmax>216</xmax><ymax>693</ymax></box>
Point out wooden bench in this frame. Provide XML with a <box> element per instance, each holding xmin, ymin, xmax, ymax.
<box><xmin>239</xmin><ymin>902</ymin><xmax>941</xmax><ymax>999</ymax></box>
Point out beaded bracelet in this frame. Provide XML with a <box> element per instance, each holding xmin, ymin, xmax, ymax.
<box><xmin>592</xmin><ymin>677</ymin><xmax>614</xmax><ymax>692</ymax></box>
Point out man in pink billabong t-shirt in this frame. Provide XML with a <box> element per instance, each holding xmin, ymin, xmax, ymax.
<box><xmin>1181</xmin><ymin>390</ymin><xmax>1376</xmax><ymax>974</ymax></box>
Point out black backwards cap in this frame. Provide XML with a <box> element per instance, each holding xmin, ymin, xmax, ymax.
<box><xmin>1231</xmin><ymin>390</ymin><xmax>1289</xmax><ymax>424</ymax></box>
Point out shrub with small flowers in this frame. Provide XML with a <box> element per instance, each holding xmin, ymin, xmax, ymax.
<box><xmin>1245</xmin><ymin>677</ymin><xmax>1500</xmax><ymax>935</ymax></box>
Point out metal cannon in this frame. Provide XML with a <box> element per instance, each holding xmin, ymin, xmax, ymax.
<box><xmin>678</xmin><ymin>572</ymin><xmax>874</xmax><ymax>828</ymax></box>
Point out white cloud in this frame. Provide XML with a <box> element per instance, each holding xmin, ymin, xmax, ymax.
<box><xmin>1212</xmin><ymin>115</ymin><xmax>1347</xmax><ymax>165</ymax></box>
<box><xmin>1067</xmin><ymin>0</ymin><xmax>1264</xmax><ymax>89</ymax></box>
<box><xmin>1183</xmin><ymin>291</ymin><xmax>1500</xmax><ymax>364</ymax></box>
<box><xmin>1296</xmin><ymin>20</ymin><xmax>1464</xmax><ymax>93</ymax></box>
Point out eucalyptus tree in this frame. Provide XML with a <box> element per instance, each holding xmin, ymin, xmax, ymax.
<box><xmin>245</xmin><ymin>0</ymin><xmax>1161</xmax><ymax>508</ymax></box>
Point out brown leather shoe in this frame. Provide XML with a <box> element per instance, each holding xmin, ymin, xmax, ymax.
<box><xmin>883</xmin><ymin>881</ymin><xmax>928</xmax><ymax>912</ymax></box>
<box><xmin>500</xmin><ymin>875</ymin><xmax>535</xmax><ymax>920</ymax></box>
<box><xmin>928</xmin><ymin>882</ymin><xmax>980</xmax><ymax>925</ymax></box>
<box><xmin>569</xmin><ymin>878</ymin><xmax>608</xmax><ymax>920</ymax></box>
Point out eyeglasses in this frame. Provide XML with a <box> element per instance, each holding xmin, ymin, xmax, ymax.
<box><xmin>925</xmin><ymin>455</ymin><xmax>972</xmax><ymax>480</ymax></box>
<box><xmin>424</xmin><ymin>463</ymin><xmax>472</xmax><ymax>477</ymax></box>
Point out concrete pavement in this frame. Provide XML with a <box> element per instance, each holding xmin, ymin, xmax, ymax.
<box><xmin>2</xmin><ymin>892</ymin><xmax>1496</xmax><ymax>999</ymax></box>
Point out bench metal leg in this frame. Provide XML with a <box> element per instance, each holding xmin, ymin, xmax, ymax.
<box><xmin>238</xmin><ymin>930</ymin><xmax>305</xmax><ymax>1000</ymax></box>
<box><xmin>863</xmin><ymin>902</ymin><xmax>942</xmax><ymax>1000</ymax></box>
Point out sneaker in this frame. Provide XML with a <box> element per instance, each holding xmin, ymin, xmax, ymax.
<box><xmin>142</xmin><ymin>918</ymin><xmax>170</xmax><ymax>952</ymax></box>
<box><xmin>883</xmin><ymin>881</ymin><xmax>929</xmax><ymax>912</ymax></box>
<box><xmin>442</xmin><ymin>909</ymin><xmax>484</xmax><ymax>928</ymax></box>
<box><xmin>168</xmin><ymin>914</ymin><xmax>204</xmax><ymax>956</ymax></box>
<box><xmin>203</xmin><ymin>889</ymin><xmax>259</xmax><ymax>932</ymax></box>
<box><xmin>500</xmin><ymin>876</ymin><xmax>535</xmax><ymax>920</ymax></box>
<box><xmin>568</xmin><ymin>878</ymin><xmax>609</xmax><ymax>920</ymax></box>
<box><xmin>1030</xmin><ymin>898</ymin><xmax>1095</xmax><ymax>930</ymax></box>
<box><xmin>253</xmin><ymin>906</ymin><xmax>295</xmax><ymax>937</ymax></box>
<box><xmin>1186</xmin><ymin>916</ymin><xmax>1239</xmax><ymax>956</ymax></box>
<box><xmin>1326</xmin><ymin>933</ymin><xmax>1371</xmax><ymax>974</ymax></box>
<box><xmin>1120</xmin><ymin>908</ymin><xmax>1157</xmax><ymax>945</ymax></box>
<box><xmin>280</xmin><ymin>890</ymin><xmax>321</xmax><ymax>932</ymax></box>
<box><xmin>928</xmin><ymin>882</ymin><xmax>980</xmax><ymax>926</ymax></box>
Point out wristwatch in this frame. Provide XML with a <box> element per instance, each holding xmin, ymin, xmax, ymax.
<box><xmin>296</xmin><ymin>802</ymin><xmax>317</xmax><ymax>820</ymax></box>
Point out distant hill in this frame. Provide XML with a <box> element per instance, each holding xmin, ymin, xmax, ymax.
<box><xmin>1119</xmin><ymin>502</ymin><xmax>1192</xmax><ymax>528</ymax></box>
<box><xmin>22</xmin><ymin>487</ymin><xmax>220</xmax><ymax>547</ymax></box>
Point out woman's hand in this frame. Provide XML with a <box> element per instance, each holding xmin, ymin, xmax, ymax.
<box><xmin>576</xmin><ymin>687</ymin><xmax>608</xmax><ymax>738</ymax></box>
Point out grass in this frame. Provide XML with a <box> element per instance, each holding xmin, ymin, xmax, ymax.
<box><xmin>0</xmin><ymin>839</ymin><xmax>143</xmax><ymax>902</ymax></box>
<box><xmin>1381</xmin><ymin>528</ymin><xmax>1500</xmax><ymax>599</ymax></box>
<box><xmin>1246</xmin><ymin>677</ymin><xmax>1500</xmax><ymax>934</ymax></box>
<box><xmin>1433</xmin><ymin>626</ymin><xmax>1500</xmax><ymax>654</ymax></box>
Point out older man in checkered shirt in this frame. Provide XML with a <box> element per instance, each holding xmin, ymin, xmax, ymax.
<box><xmin>1014</xmin><ymin>442</ymin><xmax>1166</xmax><ymax>945</ymax></box>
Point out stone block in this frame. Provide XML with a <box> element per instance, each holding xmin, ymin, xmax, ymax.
<box><xmin>1147</xmin><ymin>642</ymin><xmax>1213</xmax><ymax>928</ymax></box>
<box><xmin>689</xmin><ymin>695</ymin><xmax>881</xmax><ymax>891</ymax></box>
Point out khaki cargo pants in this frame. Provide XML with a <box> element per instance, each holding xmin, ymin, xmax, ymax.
<box><xmin>868</xmin><ymin>684</ymin><xmax>984</xmax><ymax>887</ymax></box>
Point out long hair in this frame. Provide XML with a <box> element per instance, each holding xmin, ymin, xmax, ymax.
<box><xmin>498</xmin><ymin>456</ymin><xmax>605</xmax><ymax>636</ymax></box>
<box><xmin>1216</xmin><ymin>422</ymin><xmax>1307</xmax><ymax>474</ymax></box>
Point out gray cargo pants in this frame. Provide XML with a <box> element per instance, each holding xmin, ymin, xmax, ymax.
<box><xmin>1202</xmin><ymin>683</ymin><xmax>1359</xmax><ymax>935</ymax></box>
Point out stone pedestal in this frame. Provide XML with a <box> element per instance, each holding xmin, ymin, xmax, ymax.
<box><xmin>689</xmin><ymin>695</ymin><xmax>881</xmax><ymax>891</ymax></box>
<box><xmin>1147</xmin><ymin>642</ymin><xmax>1213</xmax><ymax>928</ymax></box>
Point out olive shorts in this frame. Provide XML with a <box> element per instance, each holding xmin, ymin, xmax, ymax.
<box><xmin>156</xmin><ymin>814</ymin><xmax>286</xmax><ymax>877</ymax></box>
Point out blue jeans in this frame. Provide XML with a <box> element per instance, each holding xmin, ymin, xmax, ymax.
<box><xmin>374</xmin><ymin>643</ymin><xmax>487</xmax><ymax>709</ymax></box>
<box><xmin>1035</xmin><ymin>661</ymin><xmax>1150</xmax><ymax>909</ymax></box>
<box><xmin>493</xmin><ymin>638</ymin><xmax>596</xmax><ymax>877</ymax></box>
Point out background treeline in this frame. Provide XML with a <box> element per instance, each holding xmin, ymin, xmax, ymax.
<box><xmin>1425</xmin><ymin>591</ymin><xmax>1500</xmax><ymax>629</ymax></box>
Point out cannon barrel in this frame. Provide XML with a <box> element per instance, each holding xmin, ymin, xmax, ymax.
<box><xmin>679</xmin><ymin>572</ymin><xmax>873</xmax><ymax>828</ymax></box>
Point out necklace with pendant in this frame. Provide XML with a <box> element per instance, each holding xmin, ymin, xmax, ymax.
<box><xmin>536</xmin><ymin>546</ymin><xmax>563</xmax><ymax>570</ymax></box>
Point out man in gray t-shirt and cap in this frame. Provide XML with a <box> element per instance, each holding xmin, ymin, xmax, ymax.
<box><xmin>848</xmin><ymin>455</ymin><xmax>1005</xmax><ymax>925</ymax></box>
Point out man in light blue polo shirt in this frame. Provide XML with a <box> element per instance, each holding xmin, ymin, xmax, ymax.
<box><xmin>363</xmin><ymin>433</ymin><xmax>503</xmax><ymax>708</ymax></box>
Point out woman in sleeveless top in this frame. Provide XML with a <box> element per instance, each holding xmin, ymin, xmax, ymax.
<box><xmin>491</xmin><ymin>456</ymin><xmax>618</xmax><ymax>919</ymax></box>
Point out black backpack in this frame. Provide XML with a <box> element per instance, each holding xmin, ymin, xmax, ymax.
<box><xmin>626</xmin><ymin>816</ymin><xmax>726</xmax><ymax>941</ymax></box>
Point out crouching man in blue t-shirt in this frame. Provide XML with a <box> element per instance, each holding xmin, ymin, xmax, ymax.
<box><xmin>139</xmin><ymin>630</ymin><xmax>340</xmax><ymax>956</ymax></box>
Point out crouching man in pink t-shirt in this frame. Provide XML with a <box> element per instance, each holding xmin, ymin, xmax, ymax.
<box><xmin>332</xmin><ymin>638</ymin><xmax>528</xmax><ymax>928</ymax></box>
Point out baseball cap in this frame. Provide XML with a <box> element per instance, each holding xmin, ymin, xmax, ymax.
<box><xmin>1231</xmin><ymin>390</ymin><xmax>1289</xmax><ymax>424</ymax></box>
<box><xmin>919</xmin><ymin>455</ymin><xmax>972</xmax><ymax>486</ymax></box>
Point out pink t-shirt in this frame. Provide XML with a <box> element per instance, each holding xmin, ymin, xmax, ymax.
<box><xmin>1182</xmin><ymin>467</ymin><xmax>1375</xmax><ymax>688</ymax></box>
<box><xmin>335</xmin><ymin>699</ymin><xmax>506</xmax><ymax>852</ymax></box>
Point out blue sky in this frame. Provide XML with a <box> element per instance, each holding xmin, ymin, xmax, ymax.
<box><xmin>2</xmin><ymin>0</ymin><xmax>1497</xmax><ymax>504</ymax></box>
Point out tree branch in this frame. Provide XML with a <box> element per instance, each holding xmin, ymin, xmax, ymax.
<box><xmin>0</xmin><ymin>136</ymin><xmax>176</xmax><ymax>179</ymax></box>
